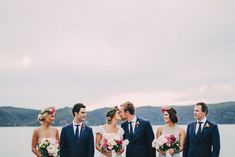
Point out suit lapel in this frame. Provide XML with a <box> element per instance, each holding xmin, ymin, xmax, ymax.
<box><xmin>133</xmin><ymin>118</ymin><xmax>141</xmax><ymax>139</ymax></box>
<box><xmin>79</xmin><ymin>123</ymin><xmax>86</xmax><ymax>137</ymax></box>
<box><xmin>192</xmin><ymin>122</ymin><xmax>197</xmax><ymax>142</ymax></box>
<box><xmin>67</xmin><ymin>123</ymin><xmax>74</xmax><ymax>136</ymax></box>
<box><xmin>123</xmin><ymin>121</ymin><xmax>131</xmax><ymax>140</ymax></box>
<box><xmin>67</xmin><ymin>123</ymin><xmax>77</xmax><ymax>143</ymax></box>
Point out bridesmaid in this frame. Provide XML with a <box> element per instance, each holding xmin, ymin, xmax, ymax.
<box><xmin>31</xmin><ymin>106</ymin><xmax>59</xmax><ymax>157</ymax></box>
<box><xmin>155</xmin><ymin>106</ymin><xmax>185</xmax><ymax>157</ymax></box>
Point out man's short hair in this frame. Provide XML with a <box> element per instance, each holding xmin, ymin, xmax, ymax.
<box><xmin>72</xmin><ymin>103</ymin><xmax>86</xmax><ymax>116</ymax></box>
<box><xmin>120</xmin><ymin>101</ymin><xmax>135</xmax><ymax>115</ymax></box>
<box><xmin>196</xmin><ymin>102</ymin><xmax>208</xmax><ymax>115</ymax></box>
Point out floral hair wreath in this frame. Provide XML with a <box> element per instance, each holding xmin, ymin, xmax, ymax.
<box><xmin>41</xmin><ymin>106</ymin><xmax>56</xmax><ymax>115</ymax></box>
<box><xmin>38</xmin><ymin>106</ymin><xmax>56</xmax><ymax>122</ymax></box>
<box><xmin>161</xmin><ymin>105</ymin><xmax>172</xmax><ymax>113</ymax></box>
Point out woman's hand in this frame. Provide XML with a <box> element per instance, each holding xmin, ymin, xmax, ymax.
<box><xmin>159</xmin><ymin>150</ymin><xmax>166</xmax><ymax>155</ymax></box>
<box><xmin>116</xmin><ymin>148</ymin><xmax>124</xmax><ymax>155</ymax></box>
<box><xmin>168</xmin><ymin>148</ymin><xmax>175</xmax><ymax>155</ymax></box>
<box><xmin>104</xmin><ymin>151</ymin><xmax>111</xmax><ymax>157</ymax></box>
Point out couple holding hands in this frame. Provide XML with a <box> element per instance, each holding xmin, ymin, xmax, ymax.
<box><xmin>32</xmin><ymin>102</ymin><xmax>220</xmax><ymax>157</ymax></box>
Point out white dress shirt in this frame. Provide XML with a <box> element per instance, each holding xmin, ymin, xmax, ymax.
<box><xmin>73</xmin><ymin>121</ymin><xmax>83</xmax><ymax>136</ymax></box>
<box><xmin>128</xmin><ymin>116</ymin><xmax>137</xmax><ymax>132</ymax></box>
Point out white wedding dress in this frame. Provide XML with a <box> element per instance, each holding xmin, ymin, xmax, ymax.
<box><xmin>96</xmin><ymin>125</ymin><xmax>125</xmax><ymax>157</ymax></box>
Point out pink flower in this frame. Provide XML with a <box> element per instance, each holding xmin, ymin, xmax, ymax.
<box><xmin>49</xmin><ymin>106</ymin><xmax>56</xmax><ymax>114</ymax></box>
<box><xmin>161</xmin><ymin>106</ymin><xmax>171</xmax><ymax>113</ymax></box>
<box><xmin>165</xmin><ymin>134</ymin><xmax>176</xmax><ymax>147</ymax></box>
<box><xmin>99</xmin><ymin>133</ymin><xmax>129</xmax><ymax>153</ymax></box>
<box><xmin>152</xmin><ymin>134</ymin><xmax>179</xmax><ymax>152</ymax></box>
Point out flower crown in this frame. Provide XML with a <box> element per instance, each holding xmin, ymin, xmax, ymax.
<box><xmin>41</xmin><ymin>106</ymin><xmax>56</xmax><ymax>115</ymax></box>
<box><xmin>38</xmin><ymin>106</ymin><xmax>56</xmax><ymax>122</ymax></box>
<box><xmin>161</xmin><ymin>106</ymin><xmax>172</xmax><ymax>113</ymax></box>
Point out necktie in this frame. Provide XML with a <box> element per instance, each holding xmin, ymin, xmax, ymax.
<box><xmin>75</xmin><ymin>124</ymin><xmax>80</xmax><ymax>138</ymax></box>
<box><xmin>196</xmin><ymin>122</ymin><xmax>203</xmax><ymax>137</ymax></box>
<box><xmin>129</xmin><ymin>122</ymin><xmax>133</xmax><ymax>139</ymax></box>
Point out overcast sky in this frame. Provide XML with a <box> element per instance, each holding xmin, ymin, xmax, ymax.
<box><xmin>1</xmin><ymin>0</ymin><xmax>235</xmax><ymax>111</ymax></box>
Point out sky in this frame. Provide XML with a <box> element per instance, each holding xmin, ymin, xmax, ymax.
<box><xmin>1</xmin><ymin>0</ymin><xmax>235</xmax><ymax>111</ymax></box>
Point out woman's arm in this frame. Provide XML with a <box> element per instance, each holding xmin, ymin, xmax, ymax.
<box><xmin>156</xmin><ymin>127</ymin><xmax>166</xmax><ymax>155</ymax></box>
<box><xmin>31</xmin><ymin>129</ymin><xmax>41</xmax><ymax>157</ymax></box>
<box><xmin>179</xmin><ymin>127</ymin><xmax>186</xmax><ymax>152</ymax></box>
<box><xmin>96</xmin><ymin>133</ymin><xmax>111</xmax><ymax>157</ymax></box>
<box><xmin>156</xmin><ymin>126</ymin><xmax>162</xmax><ymax>138</ymax></box>
<box><xmin>55</xmin><ymin>128</ymin><xmax>60</xmax><ymax>142</ymax></box>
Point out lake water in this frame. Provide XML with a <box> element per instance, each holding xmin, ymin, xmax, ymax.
<box><xmin>0</xmin><ymin>125</ymin><xmax>232</xmax><ymax>157</ymax></box>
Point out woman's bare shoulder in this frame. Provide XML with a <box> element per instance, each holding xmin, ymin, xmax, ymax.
<box><xmin>178</xmin><ymin>126</ymin><xmax>185</xmax><ymax>134</ymax></box>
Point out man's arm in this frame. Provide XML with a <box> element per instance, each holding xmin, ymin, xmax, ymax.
<box><xmin>121</xmin><ymin>123</ymin><xmax>127</xmax><ymax>140</ymax></box>
<box><xmin>59</xmin><ymin>127</ymin><xmax>66</xmax><ymax>157</ymax></box>
<box><xmin>88</xmin><ymin>128</ymin><xmax>95</xmax><ymax>157</ymax></box>
<box><xmin>145</xmin><ymin>121</ymin><xmax>156</xmax><ymax>157</ymax></box>
<box><xmin>182</xmin><ymin>124</ymin><xmax>190</xmax><ymax>157</ymax></box>
<box><xmin>212</xmin><ymin>124</ymin><xmax>220</xmax><ymax>157</ymax></box>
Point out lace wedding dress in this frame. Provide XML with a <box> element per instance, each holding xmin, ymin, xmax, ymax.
<box><xmin>96</xmin><ymin>125</ymin><xmax>125</xmax><ymax>157</ymax></box>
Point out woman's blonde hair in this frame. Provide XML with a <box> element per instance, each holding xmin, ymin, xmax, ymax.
<box><xmin>38</xmin><ymin>106</ymin><xmax>56</xmax><ymax>123</ymax></box>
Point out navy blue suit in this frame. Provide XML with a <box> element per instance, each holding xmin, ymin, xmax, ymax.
<box><xmin>183</xmin><ymin>120</ymin><xmax>220</xmax><ymax>157</ymax></box>
<box><xmin>60</xmin><ymin>123</ymin><xmax>94</xmax><ymax>157</ymax></box>
<box><xmin>121</xmin><ymin>117</ymin><xmax>156</xmax><ymax>157</ymax></box>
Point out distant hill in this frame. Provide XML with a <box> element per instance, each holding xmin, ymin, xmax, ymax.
<box><xmin>0</xmin><ymin>101</ymin><xmax>235</xmax><ymax>126</ymax></box>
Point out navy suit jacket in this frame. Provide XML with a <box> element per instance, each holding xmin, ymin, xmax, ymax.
<box><xmin>183</xmin><ymin>120</ymin><xmax>220</xmax><ymax>157</ymax></box>
<box><xmin>60</xmin><ymin>123</ymin><xmax>94</xmax><ymax>157</ymax></box>
<box><xmin>121</xmin><ymin>117</ymin><xmax>156</xmax><ymax>157</ymax></box>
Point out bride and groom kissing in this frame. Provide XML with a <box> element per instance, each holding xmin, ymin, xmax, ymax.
<box><xmin>60</xmin><ymin>102</ymin><xmax>156</xmax><ymax>157</ymax></box>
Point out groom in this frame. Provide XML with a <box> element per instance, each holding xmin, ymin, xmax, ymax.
<box><xmin>183</xmin><ymin>102</ymin><xmax>220</xmax><ymax>157</ymax></box>
<box><xmin>119</xmin><ymin>101</ymin><xmax>156</xmax><ymax>157</ymax></box>
<box><xmin>60</xmin><ymin>103</ymin><xmax>94</xmax><ymax>157</ymax></box>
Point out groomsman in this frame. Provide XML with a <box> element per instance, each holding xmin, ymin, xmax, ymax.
<box><xmin>183</xmin><ymin>102</ymin><xmax>220</xmax><ymax>157</ymax></box>
<box><xmin>119</xmin><ymin>101</ymin><xmax>156</xmax><ymax>157</ymax></box>
<box><xmin>60</xmin><ymin>103</ymin><xmax>94</xmax><ymax>157</ymax></box>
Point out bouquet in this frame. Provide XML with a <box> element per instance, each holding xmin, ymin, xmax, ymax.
<box><xmin>152</xmin><ymin>134</ymin><xmax>179</xmax><ymax>157</ymax></box>
<box><xmin>39</xmin><ymin>138</ymin><xmax>60</xmax><ymax>157</ymax></box>
<box><xmin>98</xmin><ymin>133</ymin><xmax>129</xmax><ymax>156</ymax></box>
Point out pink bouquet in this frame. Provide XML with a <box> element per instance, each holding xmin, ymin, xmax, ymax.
<box><xmin>99</xmin><ymin>133</ymin><xmax>129</xmax><ymax>153</ymax></box>
<box><xmin>39</xmin><ymin>138</ymin><xmax>59</xmax><ymax>157</ymax></box>
<box><xmin>152</xmin><ymin>134</ymin><xmax>179</xmax><ymax>157</ymax></box>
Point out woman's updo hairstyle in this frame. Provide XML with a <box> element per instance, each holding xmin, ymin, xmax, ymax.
<box><xmin>106</xmin><ymin>106</ymin><xmax>118</xmax><ymax>124</ymax></box>
<box><xmin>38</xmin><ymin>106</ymin><xmax>56</xmax><ymax>123</ymax></box>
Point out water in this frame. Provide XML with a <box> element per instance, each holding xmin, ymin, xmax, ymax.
<box><xmin>0</xmin><ymin>125</ymin><xmax>232</xmax><ymax>157</ymax></box>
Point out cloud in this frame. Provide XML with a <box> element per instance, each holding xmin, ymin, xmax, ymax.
<box><xmin>0</xmin><ymin>54</ymin><xmax>32</xmax><ymax>72</ymax></box>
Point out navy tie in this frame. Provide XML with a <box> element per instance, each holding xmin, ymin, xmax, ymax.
<box><xmin>196</xmin><ymin>122</ymin><xmax>203</xmax><ymax>138</ymax></box>
<box><xmin>129</xmin><ymin>122</ymin><xmax>134</xmax><ymax>139</ymax></box>
<box><xmin>75</xmin><ymin>125</ymin><xmax>80</xmax><ymax>138</ymax></box>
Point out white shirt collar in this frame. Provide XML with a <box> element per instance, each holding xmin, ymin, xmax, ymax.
<box><xmin>129</xmin><ymin>115</ymin><xmax>137</xmax><ymax>123</ymax></box>
<box><xmin>73</xmin><ymin>121</ymin><xmax>83</xmax><ymax>126</ymax></box>
<box><xmin>197</xmin><ymin>117</ymin><xmax>207</xmax><ymax>123</ymax></box>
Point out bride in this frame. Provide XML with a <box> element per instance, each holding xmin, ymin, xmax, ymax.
<box><xmin>96</xmin><ymin>106</ymin><xmax>127</xmax><ymax>157</ymax></box>
<box><xmin>31</xmin><ymin>106</ymin><xmax>60</xmax><ymax>157</ymax></box>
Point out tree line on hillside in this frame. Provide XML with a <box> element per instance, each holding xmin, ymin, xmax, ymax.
<box><xmin>0</xmin><ymin>101</ymin><xmax>234</xmax><ymax>126</ymax></box>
